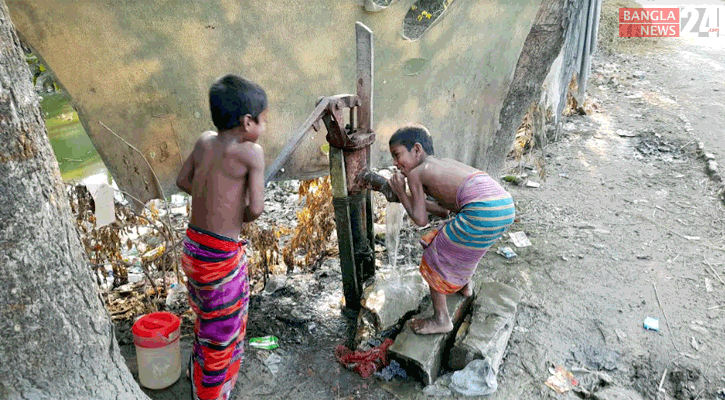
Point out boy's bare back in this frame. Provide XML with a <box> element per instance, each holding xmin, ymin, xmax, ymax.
<box><xmin>411</xmin><ymin>157</ymin><xmax>479</xmax><ymax>212</ymax></box>
<box><xmin>178</xmin><ymin>131</ymin><xmax>265</xmax><ymax>239</ymax></box>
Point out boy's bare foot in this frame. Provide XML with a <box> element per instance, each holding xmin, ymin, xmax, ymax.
<box><xmin>457</xmin><ymin>282</ymin><xmax>473</xmax><ymax>298</ymax></box>
<box><xmin>410</xmin><ymin>316</ymin><xmax>453</xmax><ymax>335</ymax></box>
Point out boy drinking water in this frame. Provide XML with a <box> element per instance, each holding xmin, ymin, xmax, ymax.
<box><xmin>175</xmin><ymin>74</ymin><xmax>267</xmax><ymax>400</ymax></box>
<box><xmin>387</xmin><ymin>124</ymin><xmax>515</xmax><ymax>335</ymax></box>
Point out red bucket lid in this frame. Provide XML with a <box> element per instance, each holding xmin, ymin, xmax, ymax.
<box><xmin>132</xmin><ymin>312</ymin><xmax>180</xmax><ymax>339</ymax></box>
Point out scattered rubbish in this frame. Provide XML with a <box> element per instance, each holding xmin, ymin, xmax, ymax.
<box><xmin>544</xmin><ymin>365</ymin><xmax>578</xmax><ymax>394</ymax></box>
<box><xmin>683</xmin><ymin>235</ymin><xmax>700</xmax><ymax>241</ymax></box>
<box><xmin>616</xmin><ymin>129</ymin><xmax>638</xmax><ymax>137</ymax></box>
<box><xmin>374</xmin><ymin>359</ymin><xmax>407</xmax><ymax>381</ymax></box>
<box><xmin>164</xmin><ymin>283</ymin><xmax>189</xmax><ymax>314</ymax></box>
<box><xmin>706</xmin><ymin>278</ymin><xmax>713</xmax><ymax>293</ymax></box>
<box><xmin>497</xmin><ymin>247</ymin><xmax>517</xmax><ymax>259</ymax></box>
<box><xmin>334</xmin><ymin>338</ymin><xmax>394</xmax><ymax>379</ymax></box>
<box><xmin>632</xmin><ymin>71</ymin><xmax>645</xmax><ymax>79</ymax></box>
<box><xmin>615</xmin><ymin>329</ymin><xmax>627</xmax><ymax>342</ymax></box>
<box><xmin>250</xmin><ymin>336</ymin><xmax>280</xmax><ymax>350</ymax></box>
<box><xmin>690</xmin><ymin>337</ymin><xmax>699</xmax><ymax>351</ymax></box>
<box><xmin>509</xmin><ymin>231</ymin><xmax>532</xmax><ymax>248</ymax></box>
<box><xmin>525</xmin><ymin>181</ymin><xmax>541</xmax><ymax>188</ymax></box>
<box><xmin>90</xmin><ymin>183</ymin><xmax>116</xmax><ymax>228</ymax></box>
<box><xmin>450</xmin><ymin>358</ymin><xmax>498</xmax><ymax>396</ymax></box>
<box><xmin>263</xmin><ymin>352</ymin><xmax>283</xmax><ymax>375</ymax></box>
<box><xmin>643</xmin><ymin>317</ymin><xmax>660</xmax><ymax>331</ymax></box>
<box><xmin>502</xmin><ymin>175</ymin><xmax>524</xmax><ymax>185</ymax></box>
<box><xmin>141</xmin><ymin>244</ymin><xmax>166</xmax><ymax>262</ymax></box>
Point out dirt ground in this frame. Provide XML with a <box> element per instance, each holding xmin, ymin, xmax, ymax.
<box><xmin>474</xmin><ymin>38</ymin><xmax>725</xmax><ymax>400</ymax></box>
<box><xmin>116</xmin><ymin>37</ymin><xmax>725</xmax><ymax>400</ymax></box>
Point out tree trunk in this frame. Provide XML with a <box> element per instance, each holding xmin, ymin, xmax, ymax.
<box><xmin>0</xmin><ymin>2</ymin><xmax>150</xmax><ymax>399</ymax></box>
<box><xmin>481</xmin><ymin>0</ymin><xmax>584</xmax><ymax>175</ymax></box>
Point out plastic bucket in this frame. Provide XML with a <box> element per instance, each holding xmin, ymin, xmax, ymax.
<box><xmin>132</xmin><ymin>311</ymin><xmax>181</xmax><ymax>389</ymax></box>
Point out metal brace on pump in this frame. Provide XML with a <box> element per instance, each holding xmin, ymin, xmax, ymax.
<box><xmin>322</xmin><ymin>95</ymin><xmax>375</xmax><ymax>151</ymax></box>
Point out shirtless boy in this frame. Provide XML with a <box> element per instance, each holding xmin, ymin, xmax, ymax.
<box><xmin>387</xmin><ymin>124</ymin><xmax>515</xmax><ymax>335</ymax></box>
<box><xmin>175</xmin><ymin>74</ymin><xmax>267</xmax><ymax>400</ymax></box>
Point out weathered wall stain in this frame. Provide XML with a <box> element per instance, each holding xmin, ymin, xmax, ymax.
<box><xmin>4</xmin><ymin>0</ymin><xmax>589</xmax><ymax>204</ymax></box>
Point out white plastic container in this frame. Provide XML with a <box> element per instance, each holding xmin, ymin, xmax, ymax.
<box><xmin>132</xmin><ymin>311</ymin><xmax>181</xmax><ymax>389</ymax></box>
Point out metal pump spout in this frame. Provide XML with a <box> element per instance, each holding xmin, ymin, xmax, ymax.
<box><xmin>357</xmin><ymin>169</ymin><xmax>399</xmax><ymax>203</ymax></box>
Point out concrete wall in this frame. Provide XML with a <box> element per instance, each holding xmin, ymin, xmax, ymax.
<box><xmin>7</xmin><ymin>0</ymin><xmax>588</xmax><ymax>203</ymax></box>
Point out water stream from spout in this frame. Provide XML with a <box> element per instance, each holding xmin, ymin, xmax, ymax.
<box><xmin>385</xmin><ymin>202</ymin><xmax>406</xmax><ymax>269</ymax></box>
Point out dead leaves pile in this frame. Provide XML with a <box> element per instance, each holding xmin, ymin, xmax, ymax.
<box><xmin>69</xmin><ymin>185</ymin><xmax>135</xmax><ymax>287</ymax></box>
<box><xmin>241</xmin><ymin>222</ymin><xmax>286</xmax><ymax>283</ymax></box>
<box><xmin>67</xmin><ymin>183</ymin><xmax>179</xmax><ymax>320</ymax></box>
<box><xmin>68</xmin><ymin>177</ymin><xmax>337</xmax><ymax>320</ymax></box>
<box><xmin>282</xmin><ymin>177</ymin><xmax>336</xmax><ymax>272</ymax></box>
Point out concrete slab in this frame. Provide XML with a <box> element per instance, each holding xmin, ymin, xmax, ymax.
<box><xmin>356</xmin><ymin>268</ymin><xmax>428</xmax><ymax>345</ymax></box>
<box><xmin>448</xmin><ymin>282</ymin><xmax>522</xmax><ymax>372</ymax></box>
<box><xmin>388</xmin><ymin>289</ymin><xmax>474</xmax><ymax>386</ymax></box>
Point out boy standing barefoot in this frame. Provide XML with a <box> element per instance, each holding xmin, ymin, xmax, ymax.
<box><xmin>175</xmin><ymin>74</ymin><xmax>267</xmax><ymax>400</ymax></box>
<box><xmin>387</xmin><ymin>124</ymin><xmax>515</xmax><ymax>335</ymax></box>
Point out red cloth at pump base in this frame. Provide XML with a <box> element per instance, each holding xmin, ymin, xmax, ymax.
<box><xmin>334</xmin><ymin>339</ymin><xmax>394</xmax><ymax>379</ymax></box>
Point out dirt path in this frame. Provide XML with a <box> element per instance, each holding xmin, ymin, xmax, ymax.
<box><xmin>119</xmin><ymin>39</ymin><xmax>725</xmax><ymax>400</ymax></box>
<box><xmin>478</xmin><ymin>41</ymin><xmax>725</xmax><ymax>399</ymax></box>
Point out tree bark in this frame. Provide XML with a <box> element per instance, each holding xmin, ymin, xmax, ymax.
<box><xmin>480</xmin><ymin>0</ymin><xmax>584</xmax><ymax>175</ymax></box>
<box><xmin>0</xmin><ymin>2</ymin><xmax>150</xmax><ymax>399</ymax></box>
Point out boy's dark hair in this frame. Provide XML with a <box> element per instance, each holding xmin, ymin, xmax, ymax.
<box><xmin>389</xmin><ymin>124</ymin><xmax>435</xmax><ymax>155</ymax></box>
<box><xmin>209</xmin><ymin>74</ymin><xmax>268</xmax><ymax>131</ymax></box>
